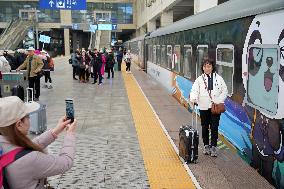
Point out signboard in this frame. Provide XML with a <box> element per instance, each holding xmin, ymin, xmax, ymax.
<box><xmin>89</xmin><ymin>25</ymin><xmax>97</xmax><ymax>33</ymax></box>
<box><xmin>112</xmin><ymin>24</ymin><xmax>117</xmax><ymax>30</ymax></box>
<box><xmin>98</xmin><ymin>24</ymin><xmax>118</xmax><ymax>31</ymax></box>
<box><xmin>39</xmin><ymin>0</ymin><xmax>86</xmax><ymax>10</ymax></box>
<box><xmin>39</xmin><ymin>35</ymin><xmax>51</xmax><ymax>44</ymax></box>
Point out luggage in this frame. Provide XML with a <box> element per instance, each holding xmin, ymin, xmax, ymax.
<box><xmin>26</xmin><ymin>88</ymin><xmax>47</xmax><ymax>135</ymax></box>
<box><xmin>11</xmin><ymin>85</ymin><xmax>25</xmax><ymax>101</ymax></box>
<box><xmin>179</xmin><ymin>105</ymin><xmax>199</xmax><ymax>163</ymax></box>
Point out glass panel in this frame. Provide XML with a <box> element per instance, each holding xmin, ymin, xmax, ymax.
<box><xmin>167</xmin><ymin>45</ymin><xmax>172</xmax><ymax>69</ymax></box>
<box><xmin>217</xmin><ymin>65</ymin><xmax>233</xmax><ymax>95</ymax></box>
<box><xmin>247</xmin><ymin>47</ymin><xmax>279</xmax><ymax>114</ymax></box>
<box><xmin>197</xmin><ymin>46</ymin><xmax>208</xmax><ymax>76</ymax></box>
<box><xmin>161</xmin><ymin>45</ymin><xmax>166</xmax><ymax>68</ymax></box>
<box><xmin>173</xmin><ymin>45</ymin><xmax>181</xmax><ymax>72</ymax></box>
<box><xmin>156</xmin><ymin>45</ymin><xmax>161</xmax><ymax>65</ymax></box>
<box><xmin>217</xmin><ymin>48</ymin><xmax>233</xmax><ymax>63</ymax></box>
<box><xmin>0</xmin><ymin>1</ymin><xmax>60</xmax><ymax>22</ymax></box>
<box><xmin>71</xmin><ymin>3</ymin><xmax>133</xmax><ymax>24</ymax></box>
<box><xmin>184</xmin><ymin>46</ymin><xmax>192</xmax><ymax>78</ymax></box>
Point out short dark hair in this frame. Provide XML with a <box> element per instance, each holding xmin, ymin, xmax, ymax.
<box><xmin>201</xmin><ymin>58</ymin><xmax>216</xmax><ymax>73</ymax></box>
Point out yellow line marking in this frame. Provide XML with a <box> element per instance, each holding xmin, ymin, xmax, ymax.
<box><xmin>122</xmin><ymin>66</ymin><xmax>196</xmax><ymax>189</ymax></box>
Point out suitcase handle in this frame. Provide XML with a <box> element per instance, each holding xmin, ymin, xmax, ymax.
<box><xmin>191</xmin><ymin>104</ymin><xmax>198</xmax><ymax>130</ymax></box>
<box><xmin>26</xmin><ymin>88</ymin><xmax>34</xmax><ymax>102</ymax></box>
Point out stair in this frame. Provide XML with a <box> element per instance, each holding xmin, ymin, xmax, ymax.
<box><xmin>0</xmin><ymin>18</ymin><xmax>34</xmax><ymax>50</ymax></box>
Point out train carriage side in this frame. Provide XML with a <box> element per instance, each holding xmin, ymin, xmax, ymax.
<box><xmin>143</xmin><ymin>4</ymin><xmax>284</xmax><ymax>188</ymax></box>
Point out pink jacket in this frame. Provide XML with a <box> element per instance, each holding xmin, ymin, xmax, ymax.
<box><xmin>0</xmin><ymin>130</ymin><xmax>76</xmax><ymax>189</ymax></box>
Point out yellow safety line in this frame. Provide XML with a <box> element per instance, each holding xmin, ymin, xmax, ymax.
<box><xmin>122</xmin><ymin>66</ymin><xmax>195</xmax><ymax>189</ymax></box>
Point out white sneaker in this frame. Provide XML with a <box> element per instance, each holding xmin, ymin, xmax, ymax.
<box><xmin>48</xmin><ymin>85</ymin><xmax>53</xmax><ymax>89</ymax></box>
<box><xmin>203</xmin><ymin>145</ymin><xmax>210</xmax><ymax>155</ymax></box>
<box><xmin>210</xmin><ymin>146</ymin><xmax>218</xmax><ymax>157</ymax></box>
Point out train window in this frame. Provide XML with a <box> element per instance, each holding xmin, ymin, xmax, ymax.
<box><xmin>246</xmin><ymin>44</ymin><xmax>280</xmax><ymax>115</ymax></box>
<box><xmin>183</xmin><ymin>45</ymin><xmax>193</xmax><ymax>79</ymax></box>
<box><xmin>156</xmin><ymin>45</ymin><xmax>161</xmax><ymax>65</ymax></box>
<box><xmin>173</xmin><ymin>45</ymin><xmax>181</xmax><ymax>72</ymax></box>
<box><xmin>161</xmin><ymin>45</ymin><xmax>166</xmax><ymax>68</ymax></box>
<box><xmin>196</xmin><ymin>45</ymin><xmax>208</xmax><ymax>77</ymax></box>
<box><xmin>148</xmin><ymin>45</ymin><xmax>152</xmax><ymax>63</ymax></box>
<box><xmin>167</xmin><ymin>45</ymin><xmax>172</xmax><ymax>69</ymax></box>
<box><xmin>153</xmin><ymin>45</ymin><xmax>156</xmax><ymax>64</ymax></box>
<box><xmin>216</xmin><ymin>44</ymin><xmax>234</xmax><ymax>96</ymax></box>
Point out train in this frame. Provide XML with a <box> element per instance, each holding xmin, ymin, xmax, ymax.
<box><xmin>125</xmin><ymin>0</ymin><xmax>284</xmax><ymax>187</ymax></box>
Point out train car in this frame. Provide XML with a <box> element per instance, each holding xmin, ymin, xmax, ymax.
<box><xmin>127</xmin><ymin>0</ymin><xmax>284</xmax><ymax>187</ymax></box>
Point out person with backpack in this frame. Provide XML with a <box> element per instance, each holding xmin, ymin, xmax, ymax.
<box><xmin>0</xmin><ymin>96</ymin><xmax>77</xmax><ymax>189</ymax></box>
<box><xmin>124</xmin><ymin>50</ymin><xmax>132</xmax><ymax>73</ymax></box>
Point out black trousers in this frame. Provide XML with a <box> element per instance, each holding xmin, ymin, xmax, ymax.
<box><xmin>28</xmin><ymin>76</ymin><xmax>40</xmax><ymax>99</ymax></box>
<box><xmin>118</xmin><ymin>59</ymin><xmax>122</xmax><ymax>71</ymax></box>
<box><xmin>107</xmin><ymin>67</ymin><xmax>114</xmax><ymax>78</ymax></box>
<box><xmin>44</xmin><ymin>71</ymin><xmax>52</xmax><ymax>83</ymax></box>
<box><xmin>199</xmin><ymin>109</ymin><xmax>220</xmax><ymax>147</ymax></box>
<box><xmin>93</xmin><ymin>66</ymin><xmax>102</xmax><ymax>84</ymax></box>
<box><xmin>72</xmin><ymin>65</ymin><xmax>77</xmax><ymax>78</ymax></box>
<box><xmin>126</xmin><ymin>62</ymin><xmax>131</xmax><ymax>71</ymax></box>
<box><xmin>79</xmin><ymin>68</ymin><xmax>85</xmax><ymax>81</ymax></box>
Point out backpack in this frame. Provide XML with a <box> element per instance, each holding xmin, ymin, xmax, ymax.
<box><xmin>0</xmin><ymin>148</ymin><xmax>32</xmax><ymax>188</ymax></box>
<box><xmin>48</xmin><ymin>58</ymin><xmax>54</xmax><ymax>71</ymax></box>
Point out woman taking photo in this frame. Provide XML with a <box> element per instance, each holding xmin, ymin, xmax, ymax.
<box><xmin>0</xmin><ymin>96</ymin><xmax>77</xmax><ymax>188</ymax></box>
<box><xmin>190</xmin><ymin>58</ymin><xmax>228</xmax><ymax>157</ymax></box>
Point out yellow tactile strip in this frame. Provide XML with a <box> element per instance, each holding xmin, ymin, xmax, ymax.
<box><xmin>122</xmin><ymin>68</ymin><xmax>196</xmax><ymax>189</ymax></box>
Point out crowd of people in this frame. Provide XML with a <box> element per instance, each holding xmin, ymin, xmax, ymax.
<box><xmin>0</xmin><ymin>48</ymin><xmax>54</xmax><ymax>101</ymax></box>
<box><xmin>70</xmin><ymin>47</ymin><xmax>131</xmax><ymax>85</ymax></box>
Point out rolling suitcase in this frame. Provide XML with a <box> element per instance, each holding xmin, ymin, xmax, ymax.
<box><xmin>26</xmin><ymin>88</ymin><xmax>47</xmax><ymax>135</ymax></box>
<box><xmin>179</xmin><ymin>105</ymin><xmax>199</xmax><ymax>163</ymax></box>
<box><xmin>11</xmin><ymin>85</ymin><xmax>25</xmax><ymax>101</ymax></box>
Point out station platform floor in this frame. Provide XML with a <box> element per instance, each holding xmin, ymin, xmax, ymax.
<box><xmin>38</xmin><ymin>57</ymin><xmax>274</xmax><ymax>189</ymax></box>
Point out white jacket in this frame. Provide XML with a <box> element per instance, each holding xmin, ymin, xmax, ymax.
<box><xmin>0</xmin><ymin>56</ymin><xmax>11</xmax><ymax>72</ymax></box>
<box><xmin>190</xmin><ymin>73</ymin><xmax>228</xmax><ymax>110</ymax></box>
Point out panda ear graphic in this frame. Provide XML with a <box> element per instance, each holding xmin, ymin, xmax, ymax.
<box><xmin>279</xmin><ymin>64</ymin><xmax>284</xmax><ymax>82</ymax></box>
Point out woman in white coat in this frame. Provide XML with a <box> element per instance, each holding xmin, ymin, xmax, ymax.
<box><xmin>190</xmin><ymin>58</ymin><xmax>228</xmax><ymax>157</ymax></box>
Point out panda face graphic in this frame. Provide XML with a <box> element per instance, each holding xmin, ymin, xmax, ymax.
<box><xmin>242</xmin><ymin>10</ymin><xmax>284</xmax><ymax>118</ymax></box>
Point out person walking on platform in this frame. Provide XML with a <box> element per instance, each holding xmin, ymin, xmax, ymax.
<box><xmin>0</xmin><ymin>96</ymin><xmax>77</xmax><ymax>189</ymax></box>
<box><xmin>17</xmin><ymin>47</ymin><xmax>44</xmax><ymax>101</ymax></box>
<box><xmin>106</xmin><ymin>50</ymin><xmax>115</xmax><ymax>79</ymax></box>
<box><xmin>124</xmin><ymin>50</ymin><xmax>132</xmax><ymax>73</ymax></box>
<box><xmin>189</xmin><ymin>58</ymin><xmax>228</xmax><ymax>157</ymax></box>
<box><xmin>91</xmin><ymin>48</ymin><xmax>103</xmax><ymax>85</ymax></box>
<box><xmin>116</xmin><ymin>48</ymin><xmax>123</xmax><ymax>71</ymax></box>
<box><xmin>40</xmin><ymin>50</ymin><xmax>53</xmax><ymax>89</ymax></box>
<box><xmin>71</xmin><ymin>50</ymin><xmax>80</xmax><ymax>80</ymax></box>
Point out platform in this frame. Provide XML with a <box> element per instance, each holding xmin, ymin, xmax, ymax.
<box><xmin>38</xmin><ymin>57</ymin><xmax>274</xmax><ymax>189</ymax></box>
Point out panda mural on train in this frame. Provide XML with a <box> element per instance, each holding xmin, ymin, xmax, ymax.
<box><xmin>125</xmin><ymin>0</ymin><xmax>284</xmax><ymax>187</ymax></box>
<box><xmin>242</xmin><ymin>10</ymin><xmax>284</xmax><ymax>187</ymax></box>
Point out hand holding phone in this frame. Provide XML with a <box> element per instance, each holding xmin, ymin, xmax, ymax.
<box><xmin>65</xmin><ymin>98</ymin><xmax>74</xmax><ymax>123</ymax></box>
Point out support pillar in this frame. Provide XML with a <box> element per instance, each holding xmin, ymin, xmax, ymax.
<box><xmin>147</xmin><ymin>20</ymin><xmax>156</xmax><ymax>33</ymax></box>
<box><xmin>60</xmin><ymin>10</ymin><xmax>72</xmax><ymax>56</ymax></box>
<box><xmin>161</xmin><ymin>10</ymin><xmax>173</xmax><ymax>27</ymax></box>
<box><xmin>194</xmin><ymin>0</ymin><xmax>217</xmax><ymax>14</ymax></box>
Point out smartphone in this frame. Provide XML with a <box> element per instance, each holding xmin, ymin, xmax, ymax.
<box><xmin>65</xmin><ymin>98</ymin><xmax>74</xmax><ymax>123</ymax></box>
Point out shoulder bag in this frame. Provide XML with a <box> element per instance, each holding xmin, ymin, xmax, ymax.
<box><xmin>202</xmin><ymin>74</ymin><xmax>225</xmax><ymax>115</ymax></box>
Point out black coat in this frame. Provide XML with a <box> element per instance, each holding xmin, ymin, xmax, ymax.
<box><xmin>106</xmin><ymin>54</ymin><xmax>115</xmax><ymax>68</ymax></box>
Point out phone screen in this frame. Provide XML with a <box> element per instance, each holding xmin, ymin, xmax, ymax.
<box><xmin>65</xmin><ymin>99</ymin><xmax>74</xmax><ymax>123</ymax></box>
